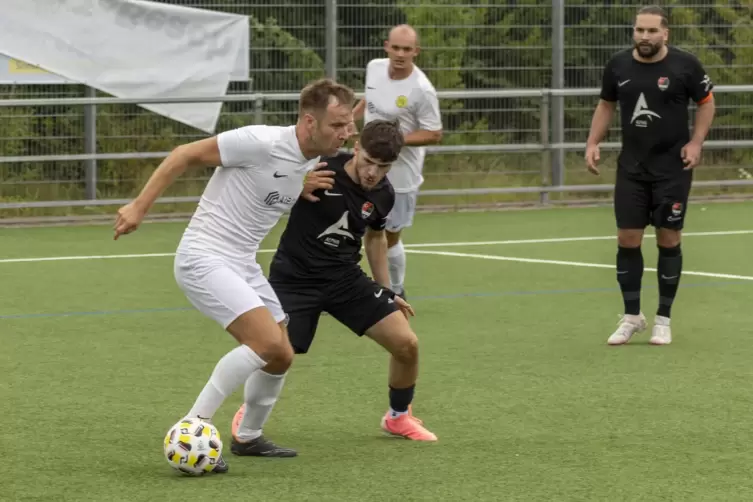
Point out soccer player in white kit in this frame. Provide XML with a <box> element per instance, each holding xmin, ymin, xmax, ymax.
<box><xmin>353</xmin><ymin>24</ymin><xmax>443</xmax><ymax>300</ymax></box>
<box><xmin>113</xmin><ymin>78</ymin><xmax>355</xmax><ymax>473</ymax></box>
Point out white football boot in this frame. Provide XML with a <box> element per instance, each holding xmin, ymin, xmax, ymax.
<box><xmin>649</xmin><ymin>315</ymin><xmax>672</xmax><ymax>345</ymax></box>
<box><xmin>607</xmin><ymin>312</ymin><xmax>647</xmax><ymax>345</ymax></box>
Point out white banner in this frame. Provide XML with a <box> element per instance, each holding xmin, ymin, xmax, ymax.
<box><xmin>0</xmin><ymin>0</ymin><xmax>250</xmax><ymax>133</ymax></box>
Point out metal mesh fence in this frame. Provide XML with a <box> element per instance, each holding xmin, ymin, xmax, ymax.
<box><xmin>1</xmin><ymin>0</ymin><xmax>752</xmax><ymax>208</ymax></box>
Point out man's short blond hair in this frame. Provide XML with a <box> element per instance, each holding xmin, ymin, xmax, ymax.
<box><xmin>298</xmin><ymin>78</ymin><xmax>355</xmax><ymax>117</ymax></box>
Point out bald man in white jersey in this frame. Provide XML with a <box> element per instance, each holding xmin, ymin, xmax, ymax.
<box><xmin>114</xmin><ymin>78</ymin><xmax>355</xmax><ymax>473</ymax></box>
<box><xmin>353</xmin><ymin>24</ymin><xmax>443</xmax><ymax>301</ymax></box>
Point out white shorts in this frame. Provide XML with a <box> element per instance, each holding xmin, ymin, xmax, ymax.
<box><xmin>173</xmin><ymin>253</ymin><xmax>286</xmax><ymax>329</ymax></box>
<box><xmin>385</xmin><ymin>191</ymin><xmax>418</xmax><ymax>232</ymax></box>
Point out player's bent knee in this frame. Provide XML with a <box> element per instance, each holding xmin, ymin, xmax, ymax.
<box><xmin>274</xmin><ymin>326</ymin><xmax>296</xmax><ymax>367</ymax></box>
<box><xmin>391</xmin><ymin>332</ymin><xmax>419</xmax><ymax>364</ymax></box>
<box><xmin>366</xmin><ymin>312</ymin><xmax>419</xmax><ymax>363</ymax></box>
<box><xmin>262</xmin><ymin>337</ymin><xmax>295</xmax><ymax>374</ymax></box>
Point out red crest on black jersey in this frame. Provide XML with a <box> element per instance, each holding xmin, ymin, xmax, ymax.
<box><xmin>657</xmin><ymin>77</ymin><xmax>669</xmax><ymax>91</ymax></box>
<box><xmin>361</xmin><ymin>201</ymin><xmax>374</xmax><ymax>219</ymax></box>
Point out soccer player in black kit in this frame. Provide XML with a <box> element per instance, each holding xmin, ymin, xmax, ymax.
<box><xmin>585</xmin><ymin>5</ymin><xmax>715</xmax><ymax>346</ymax></box>
<box><xmin>228</xmin><ymin>119</ymin><xmax>438</xmax><ymax>451</ymax></box>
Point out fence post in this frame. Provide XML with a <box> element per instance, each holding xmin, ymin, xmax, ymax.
<box><xmin>254</xmin><ymin>96</ymin><xmax>264</xmax><ymax>125</ymax></box>
<box><xmin>325</xmin><ymin>0</ymin><xmax>338</xmax><ymax>79</ymax></box>
<box><xmin>551</xmin><ymin>0</ymin><xmax>565</xmax><ymax>187</ymax></box>
<box><xmin>83</xmin><ymin>85</ymin><xmax>97</xmax><ymax>200</ymax></box>
<box><xmin>540</xmin><ymin>93</ymin><xmax>551</xmax><ymax>204</ymax></box>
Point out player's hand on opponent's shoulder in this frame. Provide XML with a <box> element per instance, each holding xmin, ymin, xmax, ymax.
<box><xmin>681</xmin><ymin>140</ymin><xmax>703</xmax><ymax>170</ymax></box>
<box><xmin>585</xmin><ymin>143</ymin><xmax>601</xmax><ymax>175</ymax></box>
<box><xmin>394</xmin><ymin>295</ymin><xmax>415</xmax><ymax>319</ymax></box>
<box><xmin>301</xmin><ymin>162</ymin><xmax>335</xmax><ymax>202</ymax></box>
<box><xmin>113</xmin><ymin>201</ymin><xmax>147</xmax><ymax>240</ymax></box>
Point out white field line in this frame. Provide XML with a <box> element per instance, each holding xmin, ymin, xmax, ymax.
<box><xmin>0</xmin><ymin>229</ymin><xmax>751</xmax><ymax>265</ymax></box>
<box><xmin>405</xmin><ymin>249</ymin><xmax>753</xmax><ymax>282</ymax></box>
<box><xmin>0</xmin><ymin>252</ymin><xmax>179</xmax><ymax>264</ymax></box>
<box><xmin>404</xmin><ymin>229</ymin><xmax>753</xmax><ymax>248</ymax></box>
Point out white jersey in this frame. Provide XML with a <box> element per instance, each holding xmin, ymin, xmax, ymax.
<box><xmin>177</xmin><ymin>125</ymin><xmax>320</xmax><ymax>262</ymax></box>
<box><xmin>363</xmin><ymin>58</ymin><xmax>442</xmax><ymax>193</ymax></box>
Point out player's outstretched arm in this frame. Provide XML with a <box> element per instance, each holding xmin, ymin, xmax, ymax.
<box><xmin>113</xmin><ymin>137</ymin><xmax>222</xmax><ymax>240</ymax></box>
<box><xmin>364</xmin><ymin>227</ymin><xmax>390</xmax><ymax>288</ymax></box>
<box><xmin>585</xmin><ymin>100</ymin><xmax>616</xmax><ymax>175</ymax></box>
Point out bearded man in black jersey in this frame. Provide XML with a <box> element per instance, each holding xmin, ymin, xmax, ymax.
<box><xmin>585</xmin><ymin>5</ymin><xmax>715</xmax><ymax>346</ymax></box>
<box><xmin>228</xmin><ymin>119</ymin><xmax>438</xmax><ymax>453</ymax></box>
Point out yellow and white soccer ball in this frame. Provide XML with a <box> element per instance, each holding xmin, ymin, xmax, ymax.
<box><xmin>163</xmin><ymin>418</ymin><xmax>223</xmax><ymax>476</ymax></box>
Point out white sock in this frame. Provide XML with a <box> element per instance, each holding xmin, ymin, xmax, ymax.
<box><xmin>236</xmin><ymin>370</ymin><xmax>288</xmax><ymax>441</ymax></box>
<box><xmin>387</xmin><ymin>240</ymin><xmax>406</xmax><ymax>294</ymax></box>
<box><xmin>186</xmin><ymin>345</ymin><xmax>267</xmax><ymax>420</ymax></box>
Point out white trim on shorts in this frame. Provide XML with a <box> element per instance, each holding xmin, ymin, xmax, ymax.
<box><xmin>174</xmin><ymin>253</ymin><xmax>286</xmax><ymax>329</ymax></box>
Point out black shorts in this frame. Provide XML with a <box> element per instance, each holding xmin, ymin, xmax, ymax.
<box><xmin>613</xmin><ymin>170</ymin><xmax>692</xmax><ymax>230</ymax></box>
<box><xmin>269</xmin><ymin>269</ymin><xmax>399</xmax><ymax>354</ymax></box>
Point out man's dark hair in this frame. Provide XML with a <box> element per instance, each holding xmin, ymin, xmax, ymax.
<box><xmin>359</xmin><ymin>119</ymin><xmax>405</xmax><ymax>163</ymax></box>
<box><xmin>298</xmin><ymin>78</ymin><xmax>355</xmax><ymax>117</ymax></box>
<box><xmin>637</xmin><ymin>5</ymin><xmax>669</xmax><ymax>28</ymax></box>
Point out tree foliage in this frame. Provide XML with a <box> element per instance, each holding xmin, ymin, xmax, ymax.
<box><xmin>1</xmin><ymin>0</ymin><xmax>752</xmax><ymax>200</ymax></box>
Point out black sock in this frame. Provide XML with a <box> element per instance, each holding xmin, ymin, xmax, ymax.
<box><xmin>657</xmin><ymin>244</ymin><xmax>682</xmax><ymax>318</ymax></box>
<box><xmin>389</xmin><ymin>385</ymin><xmax>415</xmax><ymax>413</ymax></box>
<box><xmin>617</xmin><ymin>246</ymin><xmax>644</xmax><ymax>315</ymax></box>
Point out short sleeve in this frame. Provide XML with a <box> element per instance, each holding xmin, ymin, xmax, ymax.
<box><xmin>417</xmin><ymin>88</ymin><xmax>443</xmax><ymax>131</ymax></box>
<box><xmin>368</xmin><ymin>189</ymin><xmax>395</xmax><ymax>230</ymax></box>
<box><xmin>368</xmin><ymin>215</ymin><xmax>388</xmax><ymax>231</ymax></box>
<box><xmin>600</xmin><ymin>57</ymin><xmax>618</xmax><ymax>102</ymax></box>
<box><xmin>686</xmin><ymin>57</ymin><xmax>714</xmax><ymax>104</ymax></box>
<box><xmin>365</xmin><ymin>59</ymin><xmax>376</xmax><ymax>79</ymax></box>
<box><xmin>216</xmin><ymin>125</ymin><xmax>271</xmax><ymax>168</ymax></box>
<box><xmin>364</xmin><ymin>59</ymin><xmax>379</xmax><ymax>89</ymax></box>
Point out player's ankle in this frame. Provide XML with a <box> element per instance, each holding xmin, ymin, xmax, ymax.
<box><xmin>388</xmin><ymin>384</ymin><xmax>415</xmax><ymax>418</ymax></box>
<box><xmin>388</xmin><ymin>408</ymin><xmax>410</xmax><ymax>418</ymax></box>
<box><xmin>236</xmin><ymin>428</ymin><xmax>262</xmax><ymax>442</ymax></box>
<box><xmin>655</xmin><ymin>314</ymin><xmax>671</xmax><ymax>325</ymax></box>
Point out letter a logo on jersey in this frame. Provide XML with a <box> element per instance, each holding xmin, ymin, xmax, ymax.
<box><xmin>630</xmin><ymin>92</ymin><xmax>661</xmax><ymax>128</ymax></box>
<box><xmin>317</xmin><ymin>211</ymin><xmax>355</xmax><ymax>241</ymax></box>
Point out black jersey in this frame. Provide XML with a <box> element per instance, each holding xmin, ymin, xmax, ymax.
<box><xmin>600</xmin><ymin>46</ymin><xmax>713</xmax><ymax>180</ymax></box>
<box><xmin>270</xmin><ymin>152</ymin><xmax>396</xmax><ymax>281</ymax></box>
